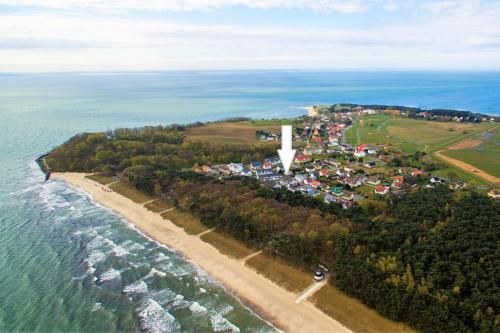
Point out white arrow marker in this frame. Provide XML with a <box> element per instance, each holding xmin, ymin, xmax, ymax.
<box><xmin>277</xmin><ymin>125</ymin><xmax>296</xmax><ymax>174</ymax></box>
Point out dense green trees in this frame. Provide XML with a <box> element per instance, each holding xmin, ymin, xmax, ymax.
<box><xmin>334</xmin><ymin>187</ymin><xmax>500</xmax><ymax>332</ymax></box>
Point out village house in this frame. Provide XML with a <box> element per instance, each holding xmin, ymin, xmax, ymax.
<box><xmin>354</xmin><ymin>144</ymin><xmax>366</xmax><ymax>158</ymax></box>
<box><xmin>262</xmin><ymin>162</ymin><xmax>273</xmax><ymax>170</ymax></box>
<box><xmin>201</xmin><ymin>165</ymin><xmax>212</xmax><ymax>173</ymax></box>
<box><xmin>319</xmin><ymin>169</ymin><xmax>329</xmax><ymax>177</ymax></box>
<box><xmin>295</xmin><ymin>174</ymin><xmax>307</xmax><ymax>184</ymax></box>
<box><xmin>294</xmin><ymin>153</ymin><xmax>309</xmax><ymax>163</ymax></box>
<box><xmin>228</xmin><ymin>163</ymin><xmax>244</xmax><ymax>173</ymax></box>
<box><xmin>240</xmin><ymin>169</ymin><xmax>253</xmax><ymax>177</ymax></box>
<box><xmin>375</xmin><ymin>185</ymin><xmax>389</xmax><ymax>195</ymax></box>
<box><xmin>412</xmin><ymin>169</ymin><xmax>425</xmax><ymax>177</ymax></box>
<box><xmin>324</xmin><ymin>193</ymin><xmax>337</xmax><ymax>204</ymax></box>
<box><xmin>344</xmin><ymin>177</ymin><xmax>363</xmax><ymax>188</ymax></box>
<box><xmin>391</xmin><ymin>175</ymin><xmax>404</xmax><ymax>183</ymax></box>
<box><xmin>367</xmin><ymin>176</ymin><xmax>381</xmax><ymax>185</ymax></box>
<box><xmin>249</xmin><ymin>161</ymin><xmax>261</xmax><ymax>170</ymax></box>
<box><xmin>342</xmin><ymin>191</ymin><xmax>355</xmax><ymax>200</ymax></box>
<box><xmin>331</xmin><ymin>186</ymin><xmax>344</xmax><ymax>196</ymax></box>
<box><xmin>391</xmin><ymin>181</ymin><xmax>404</xmax><ymax>190</ymax></box>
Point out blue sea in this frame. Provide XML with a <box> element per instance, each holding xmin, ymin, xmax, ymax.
<box><xmin>1</xmin><ymin>70</ymin><xmax>499</xmax><ymax>332</ymax></box>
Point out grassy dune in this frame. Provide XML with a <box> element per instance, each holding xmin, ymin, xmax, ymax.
<box><xmin>144</xmin><ymin>199</ymin><xmax>173</xmax><ymax>213</ymax></box>
<box><xmin>245</xmin><ymin>253</ymin><xmax>312</xmax><ymax>292</ymax></box>
<box><xmin>109</xmin><ymin>182</ymin><xmax>155</xmax><ymax>203</ymax></box>
<box><xmin>200</xmin><ymin>230</ymin><xmax>256</xmax><ymax>259</ymax></box>
<box><xmin>312</xmin><ymin>285</ymin><xmax>415</xmax><ymax>333</ymax></box>
<box><xmin>85</xmin><ymin>173</ymin><xmax>115</xmax><ymax>185</ymax></box>
<box><xmin>161</xmin><ymin>209</ymin><xmax>208</xmax><ymax>235</ymax></box>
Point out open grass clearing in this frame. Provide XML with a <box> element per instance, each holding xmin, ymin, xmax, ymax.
<box><xmin>312</xmin><ymin>284</ymin><xmax>415</xmax><ymax>333</ymax></box>
<box><xmin>144</xmin><ymin>199</ymin><xmax>173</xmax><ymax>213</ymax></box>
<box><xmin>86</xmin><ymin>173</ymin><xmax>115</xmax><ymax>185</ymax></box>
<box><xmin>184</xmin><ymin>122</ymin><xmax>281</xmax><ymax>144</ymax></box>
<box><xmin>109</xmin><ymin>182</ymin><xmax>155</xmax><ymax>203</ymax></box>
<box><xmin>200</xmin><ymin>230</ymin><xmax>256</xmax><ymax>259</ymax></box>
<box><xmin>245</xmin><ymin>253</ymin><xmax>312</xmax><ymax>293</ymax></box>
<box><xmin>161</xmin><ymin>209</ymin><xmax>208</xmax><ymax>235</ymax></box>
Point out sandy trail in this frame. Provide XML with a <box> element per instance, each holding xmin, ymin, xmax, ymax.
<box><xmin>52</xmin><ymin>172</ymin><xmax>352</xmax><ymax>333</ymax></box>
<box><xmin>434</xmin><ymin>150</ymin><xmax>500</xmax><ymax>185</ymax></box>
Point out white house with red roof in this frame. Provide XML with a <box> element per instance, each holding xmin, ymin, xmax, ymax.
<box><xmin>375</xmin><ymin>185</ymin><xmax>389</xmax><ymax>195</ymax></box>
<box><xmin>354</xmin><ymin>144</ymin><xmax>366</xmax><ymax>158</ymax></box>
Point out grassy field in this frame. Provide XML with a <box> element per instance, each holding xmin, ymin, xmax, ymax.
<box><xmin>161</xmin><ymin>209</ymin><xmax>208</xmax><ymax>235</ymax></box>
<box><xmin>109</xmin><ymin>182</ymin><xmax>155</xmax><ymax>203</ymax></box>
<box><xmin>346</xmin><ymin>115</ymin><xmax>491</xmax><ymax>154</ymax></box>
<box><xmin>245</xmin><ymin>253</ymin><xmax>312</xmax><ymax>292</ymax></box>
<box><xmin>144</xmin><ymin>199</ymin><xmax>173</xmax><ymax>213</ymax></box>
<box><xmin>200</xmin><ymin>230</ymin><xmax>256</xmax><ymax>259</ymax></box>
<box><xmin>442</xmin><ymin>127</ymin><xmax>500</xmax><ymax>178</ymax></box>
<box><xmin>85</xmin><ymin>173</ymin><xmax>115</xmax><ymax>185</ymax></box>
<box><xmin>312</xmin><ymin>285</ymin><xmax>415</xmax><ymax>333</ymax></box>
<box><xmin>184</xmin><ymin>121</ymin><xmax>282</xmax><ymax>144</ymax></box>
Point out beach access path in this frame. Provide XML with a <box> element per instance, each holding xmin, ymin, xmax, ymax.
<box><xmin>52</xmin><ymin>172</ymin><xmax>352</xmax><ymax>333</ymax></box>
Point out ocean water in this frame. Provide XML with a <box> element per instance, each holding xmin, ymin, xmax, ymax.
<box><xmin>1</xmin><ymin>70</ymin><xmax>499</xmax><ymax>332</ymax></box>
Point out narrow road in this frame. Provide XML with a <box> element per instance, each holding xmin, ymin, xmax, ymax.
<box><xmin>197</xmin><ymin>228</ymin><xmax>216</xmax><ymax>238</ymax></box>
<box><xmin>241</xmin><ymin>250</ymin><xmax>263</xmax><ymax>264</ymax></box>
<box><xmin>294</xmin><ymin>278</ymin><xmax>329</xmax><ymax>304</ymax></box>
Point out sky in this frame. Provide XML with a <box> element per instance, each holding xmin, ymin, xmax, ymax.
<box><xmin>1</xmin><ymin>0</ymin><xmax>500</xmax><ymax>72</ymax></box>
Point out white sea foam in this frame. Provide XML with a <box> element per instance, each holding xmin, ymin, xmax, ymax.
<box><xmin>91</xmin><ymin>302</ymin><xmax>102</xmax><ymax>312</ymax></box>
<box><xmin>124</xmin><ymin>280</ymin><xmax>148</xmax><ymax>294</ymax></box>
<box><xmin>189</xmin><ymin>301</ymin><xmax>207</xmax><ymax>314</ymax></box>
<box><xmin>218</xmin><ymin>304</ymin><xmax>234</xmax><ymax>317</ymax></box>
<box><xmin>86</xmin><ymin>250</ymin><xmax>106</xmax><ymax>266</ymax></box>
<box><xmin>121</xmin><ymin>240</ymin><xmax>146</xmax><ymax>252</ymax></box>
<box><xmin>149</xmin><ymin>289</ymin><xmax>178</xmax><ymax>307</ymax></box>
<box><xmin>137</xmin><ymin>299</ymin><xmax>180</xmax><ymax>333</ymax></box>
<box><xmin>99</xmin><ymin>268</ymin><xmax>121</xmax><ymax>282</ymax></box>
<box><xmin>169</xmin><ymin>294</ymin><xmax>190</xmax><ymax>310</ymax></box>
<box><xmin>210</xmin><ymin>314</ymin><xmax>240</xmax><ymax>333</ymax></box>
<box><xmin>154</xmin><ymin>252</ymin><xmax>169</xmax><ymax>262</ymax></box>
<box><xmin>144</xmin><ymin>268</ymin><xmax>167</xmax><ymax>279</ymax></box>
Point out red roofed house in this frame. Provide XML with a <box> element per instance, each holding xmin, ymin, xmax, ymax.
<box><xmin>319</xmin><ymin>169</ymin><xmax>329</xmax><ymax>177</ymax></box>
<box><xmin>392</xmin><ymin>175</ymin><xmax>404</xmax><ymax>183</ymax></box>
<box><xmin>262</xmin><ymin>162</ymin><xmax>272</xmax><ymax>170</ymax></box>
<box><xmin>294</xmin><ymin>153</ymin><xmax>309</xmax><ymax>163</ymax></box>
<box><xmin>412</xmin><ymin>169</ymin><xmax>425</xmax><ymax>177</ymax></box>
<box><xmin>391</xmin><ymin>181</ymin><xmax>404</xmax><ymax>190</ymax></box>
<box><xmin>311</xmin><ymin>136</ymin><xmax>322</xmax><ymax>144</ymax></box>
<box><xmin>201</xmin><ymin>165</ymin><xmax>212</xmax><ymax>173</ymax></box>
<box><xmin>375</xmin><ymin>185</ymin><xmax>389</xmax><ymax>195</ymax></box>
<box><xmin>354</xmin><ymin>144</ymin><xmax>366</xmax><ymax>158</ymax></box>
<box><xmin>309</xmin><ymin>180</ymin><xmax>321</xmax><ymax>188</ymax></box>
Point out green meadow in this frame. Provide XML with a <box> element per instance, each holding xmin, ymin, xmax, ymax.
<box><xmin>442</xmin><ymin>128</ymin><xmax>500</xmax><ymax>178</ymax></box>
<box><xmin>346</xmin><ymin>114</ymin><xmax>492</xmax><ymax>153</ymax></box>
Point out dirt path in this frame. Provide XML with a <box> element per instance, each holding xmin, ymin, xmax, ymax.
<box><xmin>434</xmin><ymin>150</ymin><xmax>500</xmax><ymax>185</ymax></box>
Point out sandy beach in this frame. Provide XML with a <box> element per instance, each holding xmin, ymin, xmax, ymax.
<box><xmin>52</xmin><ymin>172</ymin><xmax>352</xmax><ymax>333</ymax></box>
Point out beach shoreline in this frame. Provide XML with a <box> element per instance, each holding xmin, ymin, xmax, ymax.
<box><xmin>51</xmin><ymin>172</ymin><xmax>352</xmax><ymax>333</ymax></box>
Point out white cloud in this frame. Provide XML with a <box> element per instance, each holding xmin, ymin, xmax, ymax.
<box><xmin>0</xmin><ymin>0</ymin><xmax>369</xmax><ymax>13</ymax></box>
<box><xmin>0</xmin><ymin>1</ymin><xmax>499</xmax><ymax>71</ymax></box>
